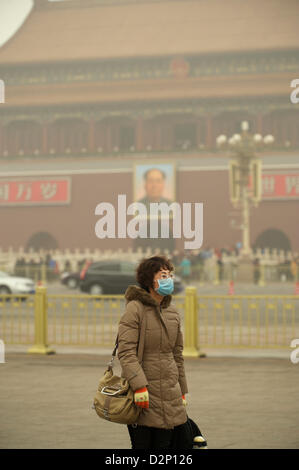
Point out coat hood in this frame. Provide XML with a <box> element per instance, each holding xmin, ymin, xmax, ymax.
<box><xmin>125</xmin><ymin>285</ymin><xmax>172</xmax><ymax>309</ymax></box>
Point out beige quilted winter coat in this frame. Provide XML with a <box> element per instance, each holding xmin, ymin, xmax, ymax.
<box><xmin>117</xmin><ymin>285</ymin><xmax>188</xmax><ymax>429</ymax></box>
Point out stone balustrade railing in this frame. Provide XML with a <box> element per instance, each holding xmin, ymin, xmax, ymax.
<box><xmin>0</xmin><ymin>246</ymin><xmax>298</xmax><ymax>275</ymax></box>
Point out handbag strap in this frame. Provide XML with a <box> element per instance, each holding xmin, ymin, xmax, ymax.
<box><xmin>107</xmin><ymin>309</ymin><xmax>147</xmax><ymax>370</ymax></box>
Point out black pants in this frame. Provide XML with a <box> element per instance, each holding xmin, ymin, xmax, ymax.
<box><xmin>127</xmin><ymin>424</ymin><xmax>174</xmax><ymax>449</ymax></box>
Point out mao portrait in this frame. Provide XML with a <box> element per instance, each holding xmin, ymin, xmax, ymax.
<box><xmin>133</xmin><ymin>162</ymin><xmax>176</xmax><ymax>252</ymax></box>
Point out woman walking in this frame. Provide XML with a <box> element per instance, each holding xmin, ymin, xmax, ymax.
<box><xmin>117</xmin><ymin>255</ymin><xmax>188</xmax><ymax>449</ymax></box>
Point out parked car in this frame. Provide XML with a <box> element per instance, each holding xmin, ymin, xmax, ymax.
<box><xmin>60</xmin><ymin>271</ymin><xmax>80</xmax><ymax>289</ymax></box>
<box><xmin>79</xmin><ymin>260</ymin><xmax>184</xmax><ymax>295</ymax></box>
<box><xmin>0</xmin><ymin>271</ymin><xmax>35</xmax><ymax>295</ymax></box>
<box><xmin>61</xmin><ymin>260</ymin><xmax>92</xmax><ymax>290</ymax></box>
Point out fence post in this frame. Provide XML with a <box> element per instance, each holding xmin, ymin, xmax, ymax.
<box><xmin>27</xmin><ymin>286</ymin><xmax>55</xmax><ymax>355</ymax></box>
<box><xmin>258</xmin><ymin>264</ymin><xmax>265</xmax><ymax>287</ymax></box>
<box><xmin>183</xmin><ymin>286</ymin><xmax>205</xmax><ymax>358</ymax></box>
<box><xmin>213</xmin><ymin>263</ymin><xmax>219</xmax><ymax>285</ymax></box>
<box><xmin>41</xmin><ymin>263</ymin><xmax>47</xmax><ymax>284</ymax></box>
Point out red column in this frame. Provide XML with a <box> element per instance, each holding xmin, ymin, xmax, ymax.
<box><xmin>15</xmin><ymin>125</ymin><xmax>20</xmax><ymax>156</ymax></box>
<box><xmin>272</xmin><ymin>115</ymin><xmax>279</xmax><ymax>144</ymax></box>
<box><xmin>281</xmin><ymin>112</ymin><xmax>287</xmax><ymax>147</ymax></box>
<box><xmin>290</xmin><ymin>114</ymin><xmax>296</xmax><ymax>148</ymax></box>
<box><xmin>0</xmin><ymin>121</ymin><xmax>2</xmax><ymax>156</ymax></box>
<box><xmin>155</xmin><ymin>121</ymin><xmax>161</xmax><ymax>151</ymax></box>
<box><xmin>256</xmin><ymin>113</ymin><xmax>263</xmax><ymax>134</ymax></box>
<box><xmin>106</xmin><ymin>122</ymin><xmax>112</xmax><ymax>153</ymax></box>
<box><xmin>136</xmin><ymin>116</ymin><xmax>144</xmax><ymax>152</ymax></box>
<box><xmin>59</xmin><ymin>123</ymin><xmax>64</xmax><ymax>154</ymax></box>
<box><xmin>0</xmin><ymin>121</ymin><xmax>6</xmax><ymax>156</ymax></box>
<box><xmin>166</xmin><ymin>122</ymin><xmax>172</xmax><ymax>150</ymax></box>
<box><xmin>196</xmin><ymin>118</ymin><xmax>201</xmax><ymax>148</ymax></box>
<box><xmin>42</xmin><ymin>121</ymin><xmax>48</xmax><ymax>155</ymax></box>
<box><xmin>88</xmin><ymin>118</ymin><xmax>95</xmax><ymax>154</ymax></box>
<box><xmin>205</xmin><ymin>114</ymin><xmax>213</xmax><ymax>149</ymax></box>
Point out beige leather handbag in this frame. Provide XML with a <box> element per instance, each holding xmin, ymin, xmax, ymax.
<box><xmin>93</xmin><ymin>314</ymin><xmax>146</xmax><ymax>425</ymax></box>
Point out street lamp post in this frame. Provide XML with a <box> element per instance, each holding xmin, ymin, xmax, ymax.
<box><xmin>216</xmin><ymin>121</ymin><xmax>274</xmax><ymax>260</ymax></box>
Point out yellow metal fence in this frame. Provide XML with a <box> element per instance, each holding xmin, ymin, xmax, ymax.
<box><xmin>47</xmin><ymin>294</ymin><xmax>125</xmax><ymax>347</ymax></box>
<box><xmin>0</xmin><ymin>294</ymin><xmax>35</xmax><ymax>345</ymax></box>
<box><xmin>0</xmin><ymin>287</ymin><xmax>298</xmax><ymax>355</ymax></box>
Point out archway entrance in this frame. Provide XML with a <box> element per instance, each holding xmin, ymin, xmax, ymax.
<box><xmin>26</xmin><ymin>232</ymin><xmax>59</xmax><ymax>251</ymax></box>
<box><xmin>253</xmin><ymin>229</ymin><xmax>291</xmax><ymax>252</ymax></box>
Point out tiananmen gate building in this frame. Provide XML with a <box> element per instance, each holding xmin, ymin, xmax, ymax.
<box><xmin>0</xmin><ymin>0</ymin><xmax>299</xmax><ymax>253</ymax></box>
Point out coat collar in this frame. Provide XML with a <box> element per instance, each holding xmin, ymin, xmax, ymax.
<box><xmin>125</xmin><ymin>285</ymin><xmax>172</xmax><ymax>309</ymax></box>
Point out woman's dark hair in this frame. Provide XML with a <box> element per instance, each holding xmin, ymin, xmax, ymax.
<box><xmin>136</xmin><ymin>255</ymin><xmax>174</xmax><ymax>292</ymax></box>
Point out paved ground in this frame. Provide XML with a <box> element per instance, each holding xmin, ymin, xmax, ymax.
<box><xmin>0</xmin><ymin>352</ymin><xmax>298</xmax><ymax>449</ymax></box>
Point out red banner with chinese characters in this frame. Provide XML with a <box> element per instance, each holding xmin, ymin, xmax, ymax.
<box><xmin>0</xmin><ymin>177</ymin><xmax>71</xmax><ymax>206</ymax></box>
<box><xmin>261</xmin><ymin>173</ymin><xmax>299</xmax><ymax>200</ymax></box>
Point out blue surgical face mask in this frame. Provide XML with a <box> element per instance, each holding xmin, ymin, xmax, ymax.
<box><xmin>155</xmin><ymin>277</ymin><xmax>174</xmax><ymax>296</ymax></box>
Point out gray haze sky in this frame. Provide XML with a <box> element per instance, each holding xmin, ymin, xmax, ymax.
<box><xmin>0</xmin><ymin>0</ymin><xmax>33</xmax><ymax>47</ymax></box>
<box><xmin>0</xmin><ymin>0</ymin><xmax>66</xmax><ymax>48</ymax></box>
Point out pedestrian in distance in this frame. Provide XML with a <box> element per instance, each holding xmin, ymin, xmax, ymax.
<box><xmin>179</xmin><ymin>255</ymin><xmax>191</xmax><ymax>283</ymax></box>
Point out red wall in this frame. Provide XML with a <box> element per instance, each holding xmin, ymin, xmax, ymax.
<box><xmin>0</xmin><ymin>169</ymin><xmax>298</xmax><ymax>252</ymax></box>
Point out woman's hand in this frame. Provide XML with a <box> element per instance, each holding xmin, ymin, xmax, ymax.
<box><xmin>134</xmin><ymin>387</ymin><xmax>149</xmax><ymax>409</ymax></box>
<box><xmin>182</xmin><ymin>394</ymin><xmax>187</xmax><ymax>406</ymax></box>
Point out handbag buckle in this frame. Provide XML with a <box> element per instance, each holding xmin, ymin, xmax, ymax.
<box><xmin>101</xmin><ymin>386</ymin><xmax>121</xmax><ymax>396</ymax></box>
<box><xmin>107</xmin><ymin>356</ymin><xmax>115</xmax><ymax>370</ymax></box>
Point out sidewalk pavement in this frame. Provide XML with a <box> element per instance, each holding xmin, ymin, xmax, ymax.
<box><xmin>4</xmin><ymin>344</ymin><xmax>291</xmax><ymax>359</ymax></box>
<box><xmin>0</xmin><ymin>352</ymin><xmax>298</xmax><ymax>449</ymax></box>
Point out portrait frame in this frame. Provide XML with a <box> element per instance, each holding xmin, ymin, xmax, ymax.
<box><xmin>133</xmin><ymin>160</ymin><xmax>176</xmax><ymax>204</ymax></box>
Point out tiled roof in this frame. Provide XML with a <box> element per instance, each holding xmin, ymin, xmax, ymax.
<box><xmin>0</xmin><ymin>0</ymin><xmax>298</xmax><ymax>65</ymax></box>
